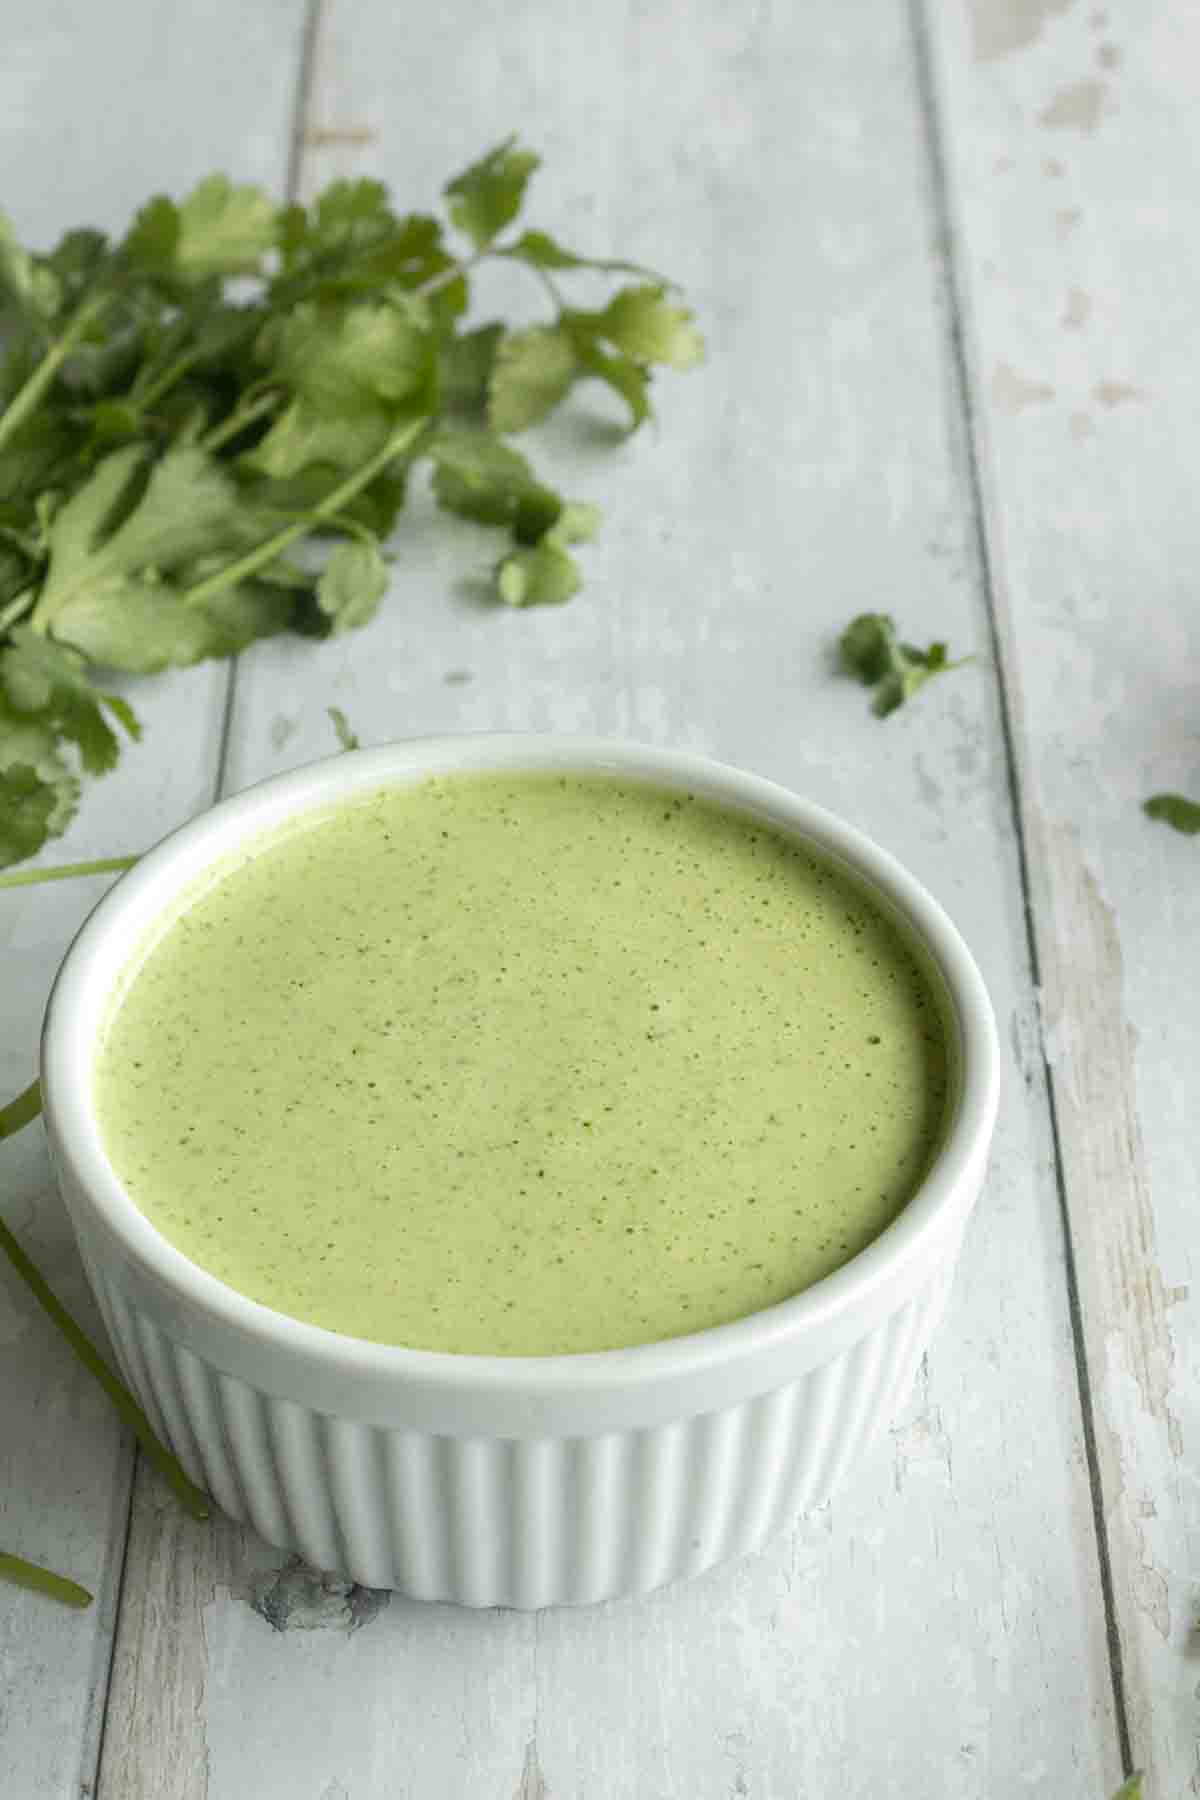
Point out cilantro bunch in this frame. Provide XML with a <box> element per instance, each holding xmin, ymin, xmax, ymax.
<box><xmin>0</xmin><ymin>139</ymin><xmax>702</xmax><ymax>869</ymax></box>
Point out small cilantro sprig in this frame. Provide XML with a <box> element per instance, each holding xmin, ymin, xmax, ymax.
<box><xmin>839</xmin><ymin>613</ymin><xmax>971</xmax><ymax>717</ymax></box>
<box><xmin>0</xmin><ymin>140</ymin><xmax>702</xmax><ymax>871</ymax></box>
<box><xmin>1144</xmin><ymin>792</ymin><xmax>1200</xmax><ymax>835</ymax></box>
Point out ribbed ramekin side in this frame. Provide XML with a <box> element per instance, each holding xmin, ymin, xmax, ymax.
<box><xmin>91</xmin><ymin>1258</ymin><xmax>958</xmax><ymax>1606</ymax></box>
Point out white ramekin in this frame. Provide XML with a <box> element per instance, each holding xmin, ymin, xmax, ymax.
<box><xmin>41</xmin><ymin>736</ymin><xmax>998</xmax><ymax>1608</ymax></box>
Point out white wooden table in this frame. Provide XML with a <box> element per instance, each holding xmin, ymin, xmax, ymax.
<box><xmin>2</xmin><ymin>2</ymin><xmax>1196</xmax><ymax>1794</ymax></box>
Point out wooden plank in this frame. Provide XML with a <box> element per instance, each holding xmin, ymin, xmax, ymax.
<box><xmin>921</xmin><ymin>1</ymin><xmax>1200</xmax><ymax>1791</ymax></box>
<box><xmin>99</xmin><ymin>2</ymin><xmax>1122</xmax><ymax>1795</ymax></box>
<box><xmin>0</xmin><ymin>6</ymin><xmax>309</xmax><ymax>1797</ymax></box>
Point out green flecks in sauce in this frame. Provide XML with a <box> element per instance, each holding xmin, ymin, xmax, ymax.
<box><xmin>94</xmin><ymin>774</ymin><xmax>951</xmax><ymax>1356</ymax></box>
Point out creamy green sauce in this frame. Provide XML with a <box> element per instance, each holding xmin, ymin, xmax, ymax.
<box><xmin>95</xmin><ymin>774</ymin><xmax>950</xmax><ymax>1356</ymax></box>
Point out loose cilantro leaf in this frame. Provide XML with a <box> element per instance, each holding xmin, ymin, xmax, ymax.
<box><xmin>1110</xmin><ymin>1778</ymin><xmax>1143</xmax><ymax>1800</ymax></box>
<box><xmin>488</xmin><ymin>326</ymin><xmax>577</xmax><ymax>433</ymax></box>
<box><xmin>316</xmin><ymin>538</ymin><xmax>389</xmax><ymax>634</ymax></box>
<box><xmin>445</xmin><ymin>137</ymin><xmax>540</xmax><ymax>249</ymax></box>
<box><xmin>328</xmin><ymin>705</ymin><xmax>360</xmax><ymax>751</ymax></box>
<box><xmin>1144</xmin><ymin>792</ymin><xmax>1200</xmax><ymax>835</ymax></box>
<box><xmin>839</xmin><ymin>613</ymin><xmax>971</xmax><ymax>717</ymax></box>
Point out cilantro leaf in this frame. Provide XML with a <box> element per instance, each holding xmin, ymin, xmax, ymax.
<box><xmin>0</xmin><ymin>212</ymin><xmax>61</xmax><ymax>325</ymax></box>
<box><xmin>445</xmin><ymin>137</ymin><xmax>540</xmax><ymax>249</ymax></box>
<box><xmin>176</xmin><ymin>176</ymin><xmax>276</xmax><ymax>279</ymax></box>
<box><xmin>839</xmin><ymin>613</ymin><xmax>971</xmax><ymax>717</ymax></box>
<box><xmin>248</xmin><ymin>299</ymin><xmax>436</xmax><ymax>478</ymax></box>
<box><xmin>316</xmin><ymin>538</ymin><xmax>389</xmax><ymax>634</ymax></box>
<box><xmin>0</xmin><ymin>689</ymin><xmax>80</xmax><ymax>866</ymax></box>
<box><xmin>126</xmin><ymin>177</ymin><xmax>277</xmax><ymax>284</ymax></box>
<box><xmin>46</xmin><ymin>569</ymin><xmax>298</xmax><ymax>674</ymax></box>
<box><xmin>487</xmin><ymin>326</ymin><xmax>577</xmax><ymax>433</ymax></box>
<box><xmin>31</xmin><ymin>445</ymin><xmax>271</xmax><ymax>644</ymax></box>
<box><xmin>1</xmin><ymin>627</ymin><xmax>139</xmax><ymax>773</ymax></box>
<box><xmin>597</xmin><ymin>285</ymin><xmax>704</xmax><ymax>370</ymax></box>
<box><xmin>0</xmin><ymin>764</ymin><xmax>62</xmax><ymax>866</ymax></box>
<box><xmin>568</xmin><ymin>330</ymin><xmax>653</xmax><ymax>430</ymax></box>
<box><xmin>440</xmin><ymin>323</ymin><xmax>504</xmax><ymax>420</ymax></box>
<box><xmin>428</xmin><ymin>426</ymin><xmax>551</xmax><ymax>528</ymax></box>
<box><xmin>497</xmin><ymin>540</ymin><xmax>581</xmax><ymax>607</ymax></box>
<box><xmin>1144</xmin><ymin>793</ymin><xmax>1200</xmax><ymax>835</ymax></box>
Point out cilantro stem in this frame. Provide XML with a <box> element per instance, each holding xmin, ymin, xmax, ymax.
<box><xmin>0</xmin><ymin>1550</ymin><xmax>92</xmax><ymax>1609</ymax></box>
<box><xmin>0</xmin><ymin>854</ymin><xmax>139</xmax><ymax>890</ymax></box>
<box><xmin>0</xmin><ymin>293</ymin><xmax>111</xmax><ymax>459</ymax></box>
<box><xmin>134</xmin><ymin>345</ymin><xmax>207</xmax><ymax>411</ymax></box>
<box><xmin>0</xmin><ymin>1078</ymin><xmax>41</xmax><ymax>1140</ymax></box>
<box><xmin>417</xmin><ymin>251</ymin><xmax>483</xmax><ymax>297</ymax></box>
<box><xmin>182</xmin><ymin>415</ymin><xmax>429</xmax><ymax>609</ymax></box>
<box><xmin>0</xmin><ymin>587</ymin><xmax>36</xmax><ymax>634</ymax></box>
<box><xmin>0</xmin><ymin>1210</ymin><xmax>211</xmax><ymax>1521</ymax></box>
<box><xmin>201</xmin><ymin>388</ymin><xmax>281</xmax><ymax>453</ymax></box>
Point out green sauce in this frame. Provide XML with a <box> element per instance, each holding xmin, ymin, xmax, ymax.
<box><xmin>95</xmin><ymin>774</ymin><xmax>950</xmax><ymax>1356</ymax></box>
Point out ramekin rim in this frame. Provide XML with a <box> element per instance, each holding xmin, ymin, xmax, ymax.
<box><xmin>40</xmin><ymin>732</ymin><xmax>1000</xmax><ymax>1394</ymax></box>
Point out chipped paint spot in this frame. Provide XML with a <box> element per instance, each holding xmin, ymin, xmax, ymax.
<box><xmin>515</xmin><ymin>1738</ymin><xmax>549</xmax><ymax>1800</ymax></box>
<box><xmin>1037</xmin><ymin>824</ymin><xmax>1186</xmax><ymax>1756</ymax></box>
<box><xmin>270</xmin><ymin>714</ymin><xmax>296</xmax><ymax>751</ymax></box>
<box><xmin>1097</xmin><ymin>42</ymin><xmax>1121</xmax><ymax>68</ymax></box>
<box><xmin>1009</xmin><ymin>1003</ymin><xmax>1039</xmax><ymax>1089</ymax></box>
<box><xmin>1055</xmin><ymin>207</ymin><xmax>1083</xmax><ymax>242</ymax></box>
<box><xmin>992</xmin><ymin>362</ymin><xmax>1055</xmax><ymax>413</ymax></box>
<box><xmin>248</xmin><ymin>1558</ymin><xmax>390</xmax><ymax>1633</ymax></box>
<box><xmin>968</xmin><ymin>0</ymin><xmax>1074</xmax><ymax>62</ymax></box>
<box><xmin>1132</xmin><ymin>1559</ymin><xmax>1171</xmax><ymax>1641</ymax></box>
<box><xmin>891</xmin><ymin>1357</ymin><xmax>953</xmax><ymax>1491</ymax></box>
<box><xmin>1094</xmin><ymin>380</ymin><xmax>1144</xmax><ymax>408</ymax></box>
<box><xmin>1061</xmin><ymin>287</ymin><xmax>1091</xmax><ymax>329</ymax></box>
<box><xmin>444</xmin><ymin>669</ymin><xmax>474</xmax><ymax>685</ymax></box>
<box><xmin>1039</xmin><ymin>79</ymin><xmax>1113</xmax><ymax>133</ymax></box>
<box><xmin>1043</xmin><ymin>157</ymin><xmax>1067</xmax><ymax>177</ymax></box>
<box><xmin>304</xmin><ymin>125</ymin><xmax>377</xmax><ymax>148</ymax></box>
<box><xmin>1069</xmin><ymin>411</ymin><xmax>1095</xmax><ymax>441</ymax></box>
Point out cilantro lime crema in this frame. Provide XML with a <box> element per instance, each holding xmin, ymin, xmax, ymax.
<box><xmin>94</xmin><ymin>774</ymin><xmax>950</xmax><ymax>1356</ymax></box>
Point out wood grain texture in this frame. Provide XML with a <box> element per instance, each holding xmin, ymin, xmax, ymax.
<box><xmin>97</xmin><ymin>2</ymin><xmax>1120</xmax><ymax>1795</ymax></box>
<box><xmin>922</xmin><ymin>0</ymin><xmax>1200</xmax><ymax>1791</ymax></box>
<box><xmin>0</xmin><ymin>6</ymin><xmax>308</xmax><ymax>1797</ymax></box>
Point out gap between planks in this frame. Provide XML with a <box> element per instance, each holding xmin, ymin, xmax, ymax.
<box><xmin>904</xmin><ymin>0</ymin><xmax>1133</xmax><ymax>1780</ymax></box>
